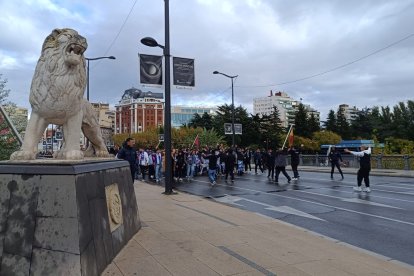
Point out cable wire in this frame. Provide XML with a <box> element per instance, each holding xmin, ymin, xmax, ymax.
<box><xmin>93</xmin><ymin>0</ymin><xmax>138</xmax><ymax>68</ymax></box>
<box><xmin>236</xmin><ymin>32</ymin><xmax>414</xmax><ymax>88</ymax></box>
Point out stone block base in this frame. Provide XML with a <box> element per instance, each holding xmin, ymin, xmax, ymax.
<box><xmin>0</xmin><ymin>159</ymin><xmax>141</xmax><ymax>275</ymax></box>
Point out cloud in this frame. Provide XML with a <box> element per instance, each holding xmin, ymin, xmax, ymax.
<box><xmin>1</xmin><ymin>0</ymin><xmax>414</xmax><ymax>123</ymax></box>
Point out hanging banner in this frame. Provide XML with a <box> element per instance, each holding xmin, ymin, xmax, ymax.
<box><xmin>224</xmin><ymin>123</ymin><xmax>242</xmax><ymax>135</ymax></box>
<box><xmin>173</xmin><ymin>57</ymin><xmax>195</xmax><ymax>87</ymax></box>
<box><xmin>139</xmin><ymin>54</ymin><xmax>163</xmax><ymax>85</ymax></box>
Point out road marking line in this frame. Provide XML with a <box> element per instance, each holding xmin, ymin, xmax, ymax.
<box><xmin>191</xmin><ymin>179</ymin><xmax>414</xmax><ymax>227</ymax></box>
<box><xmin>315</xmin><ymin>187</ymin><xmax>414</xmax><ymax>203</ymax></box>
<box><xmin>294</xmin><ymin>190</ymin><xmax>403</xmax><ymax>209</ymax></box>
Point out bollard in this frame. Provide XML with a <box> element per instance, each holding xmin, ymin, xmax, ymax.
<box><xmin>315</xmin><ymin>153</ymin><xmax>319</xmax><ymax>167</ymax></box>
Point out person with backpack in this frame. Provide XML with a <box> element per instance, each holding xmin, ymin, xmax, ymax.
<box><xmin>328</xmin><ymin>146</ymin><xmax>344</xmax><ymax>180</ymax></box>
<box><xmin>345</xmin><ymin>146</ymin><xmax>372</xmax><ymax>192</ymax></box>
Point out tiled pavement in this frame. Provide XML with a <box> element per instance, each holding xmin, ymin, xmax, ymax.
<box><xmin>103</xmin><ymin>181</ymin><xmax>414</xmax><ymax>276</ymax></box>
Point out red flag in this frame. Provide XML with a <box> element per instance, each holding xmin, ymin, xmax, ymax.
<box><xmin>288</xmin><ymin>129</ymin><xmax>294</xmax><ymax>147</ymax></box>
<box><xmin>192</xmin><ymin>134</ymin><xmax>200</xmax><ymax>148</ymax></box>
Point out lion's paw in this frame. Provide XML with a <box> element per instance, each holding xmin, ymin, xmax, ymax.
<box><xmin>10</xmin><ymin>150</ymin><xmax>36</xmax><ymax>160</ymax></box>
<box><xmin>56</xmin><ymin>150</ymin><xmax>84</xmax><ymax>160</ymax></box>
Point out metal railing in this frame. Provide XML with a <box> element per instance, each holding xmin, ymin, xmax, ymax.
<box><xmin>293</xmin><ymin>154</ymin><xmax>413</xmax><ymax>171</ymax></box>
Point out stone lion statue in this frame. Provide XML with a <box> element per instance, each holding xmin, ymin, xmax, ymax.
<box><xmin>10</xmin><ymin>28</ymin><xmax>110</xmax><ymax>160</ymax></box>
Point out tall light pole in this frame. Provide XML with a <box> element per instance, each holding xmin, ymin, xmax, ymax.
<box><xmin>85</xmin><ymin>56</ymin><xmax>116</xmax><ymax>101</ymax></box>
<box><xmin>141</xmin><ymin>0</ymin><xmax>174</xmax><ymax>195</ymax></box>
<box><xmin>213</xmin><ymin>71</ymin><xmax>238</xmax><ymax>148</ymax></box>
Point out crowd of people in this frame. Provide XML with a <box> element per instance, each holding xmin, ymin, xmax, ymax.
<box><xmin>114</xmin><ymin>136</ymin><xmax>373</xmax><ymax>192</ymax></box>
<box><xmin>115</xmin><ymin>137</ymin><xmax>306</xmax><ymax>187</ymax></box>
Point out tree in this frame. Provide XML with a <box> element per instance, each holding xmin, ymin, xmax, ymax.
<box><xmin>350</xmin><ymin>109</ymin><xmax>373</xmax><ymax>139</ymax></box>
<box><xmin>294</xmin><ymin>103</ymin><xmax>311</xmax><ymax>138</ymax></box>
<box><xmin>212</xmin><ymin>104</ymin><xmax>252</xmax><ymax>147</ymax></box>
<box><xmin>308</xmin><ymin>113</ymin><xmax>320</xmax><ymax>134</ymax></box>
<box><xmin>0</xmin><ymin>76</ymin><xmax>20</xmax><ymax>160</ymax></box>
<box><xmin>323</xmin><ymin>110</ymin><xmax>336</xmax><ymax>132</ymax></box>
<box><xmin>0</xmin><ymin>74</ymin><xmax>10</xmax><ymax>104</ymax></box>
<box><xmin>336</xmin><ymin>108</ymin><xmax>350</xmax><ymax>139</ymax></box>
<box><xmin>312</xmin><ymin>131</ymin><xmax>342</xmax><ymax>147</ymax></box>
<box><xmin>260</xmin><ymin>106</ymin><xmax>284</xmax><ymax>149</ymax></box>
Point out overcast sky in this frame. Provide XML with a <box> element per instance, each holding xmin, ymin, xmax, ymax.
<box><xmin>1</xmin><ymin>0</ymin><xmax>414</xmax><ymax>121</ymax></box>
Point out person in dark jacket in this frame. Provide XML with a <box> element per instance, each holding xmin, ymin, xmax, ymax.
<box><xmin>253</xmin><ymin>148</ymin><xmax>264</xmax><ymax>174</ymax></box>
<box><xmin>274</xmin><ymin>148</ymin><xmax>291</xmax><ymax>183</ymax></box>
<box><xmin>328</xmin><ymin>146</ymin><xmax>344</xmax><ymax>179</ymax></box>
<box><xmin>117</xmin><ymin>138</ymin><xmax>137</xmax><ymax>181</ymax></box>
<box><xmin>243</xmin><ymin>148</ymin><xmax>252</xmax><ymax>172</ymax></box>
<box><xmin>204</xmin><ymin>150</ymin><xmax>218</xmax><ymax>185</ymax></box>
<box><xmin>266</xmin><ymin>149</ymin><xmax>276</xmax><ymax>180</ymax></box>
<box><xmin>288</xmin><ymin>145</ymin><xmax>302</xmax><ymax>180</ymax></box>
<box><xmin>345</xmin><ymin>146</ymin><xmax>372</xmax><ymax>192</ymax></box>
<box><xmin>224</xmin><ymin>149</ymin><xmax>235</xmax><ymax>182</ymax></box>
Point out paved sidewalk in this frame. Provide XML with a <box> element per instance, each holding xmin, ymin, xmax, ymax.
<box><xmin>103</xmin><ymin>182</ymin><xmax>414</xmax><ymax>276</ymax></box>
<box><xmin>296</xmin><ymin>166</ymin><xmax>414</xmax><ymax>178</ymax></box>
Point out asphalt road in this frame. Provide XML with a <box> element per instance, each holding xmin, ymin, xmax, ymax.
<box><xmin>171</xmin><ymin>170</ymin><xmax>414</xmax><ymax>266</ymax></box>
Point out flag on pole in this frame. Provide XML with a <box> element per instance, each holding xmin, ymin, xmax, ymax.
<box><xmin>192</xmin><ymin>134</ymin><xmax>200</xmax><ymax>148</ymax></box>
<box><xmin>288</xmin><ymin>128</ymin><xmax>294</xmax><ymax>147</ymax></box>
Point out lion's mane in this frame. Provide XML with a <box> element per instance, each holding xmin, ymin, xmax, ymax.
<box><xmin>29</xmin><ymin>29</ymin><xmax>87</xmax><ymax>120</ymax></box>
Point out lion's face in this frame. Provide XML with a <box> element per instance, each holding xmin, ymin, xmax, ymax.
<box><xmin>42</xmin><ymin>28</ymin><xmax>87</xmax><ymax>66</ymax></box>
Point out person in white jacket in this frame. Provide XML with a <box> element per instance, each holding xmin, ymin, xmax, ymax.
<box><xmin>344</xmin><ymin>146</ymin><xmax>372</xmax><ymax>192</ymax></box>
<box><xmin>138</xmin><ymin>148</ymin><xmax>149</xmax><ymax>181</ymax></box>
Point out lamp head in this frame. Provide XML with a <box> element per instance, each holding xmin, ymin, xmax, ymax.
<box><xmin>213</xmin><ymin>71</ymin><xmax>219</xmax><ymax>74</ymax></box>
<box><xmin>141</xmin><ymin>37</ymin><xmax>159</xmax><ymax>47</ymax></box>
<box><xmin>108</xmin><ymin>56</ymin><xmax>116</xmax><ymax>60</ymax></box>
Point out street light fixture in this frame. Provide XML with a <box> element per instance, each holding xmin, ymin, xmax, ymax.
<box><xmin>85</xmin><ymin>56</ymin><xmax>116</xmax><ymax>101</ymax></box>
<box><xmin>213</xmin><ymin>71</ymin><xmax>238</xmax><ymax>148</ymax></box>
<box><xmin>140</xmin><ymin>0</ymin><xmax>174</xmax><ymax>195</ymax></box>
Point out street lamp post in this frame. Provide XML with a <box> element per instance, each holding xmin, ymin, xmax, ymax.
<box><xmin>141</xmin><ymin>0</ymin><xmax>174</xmax><ymax>195</ymax></box>
<box><xmin>85</xmin><ymin>56</ymin><xmax>116</xmax><ymax>101</ymax></box>
<box><xmin>213</xmin><ymin>71</ymin><xmax>238</xmax><ymax>148</ymax></box>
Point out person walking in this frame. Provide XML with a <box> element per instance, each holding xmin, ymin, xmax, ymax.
<box><xmin>345</xmin><ymin>146</ymin><xmax>372</xmax><ymax>192</ymax></box>
<box><xmin>155</xmin><ymin>149</ymin><xmax>163</xmax><ymax>183</ymax></box>
<box><xmin>117</xmin><ymin>138</ymin><xmax>137</xmax><ymax>181</ymax></box>
<box><xmin>288</xmin><ymin>145</ymin><xmax>302</xmax><ymax>180</ymax></box>
<box><xmin>254</xmin><ymin>148</ymin><xmax>264</xmax><ymax>174</ymax></box>
<box><xmin>204</xmin><ymin>150</ymin><xmax>218</xmax><ymax>186</ymax></box>
<box><xmin>274</xmin><ymin>148</ymin><xmax>291</xmax><ymax>184</ymax></box>
<box><xmin>266</xmin><ymin>149</ymin><xmax>276</xmax><ymax>180</ymax></box>
<box><xmin>137</xmin><ymin>148</ymin><xmax>149</xmax><ymax>181</ymax></box>
<box><xmin>328</xmin><ymin>146</ymin><xmax>344</xmax><ymax>180</ymax></box>
<box><xmin>243</xmin><ymin>148</ymin><xmax>252</xmax><ymax>173</ymax></box>
<box><xmin>224</xmin><ymin>149</ymin><xmax>235</xmax><ymax>182</ymax></box>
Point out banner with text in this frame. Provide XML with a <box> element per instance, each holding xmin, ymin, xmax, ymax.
<box><xmin>139</xmin><ymin>54</ymin><xmax>163</xmax><ymax>85</ymax></box>
<box><xmin>173</xmin><ymin>57</ymin><xmax>195</xmax><ymax>87</ymax></box>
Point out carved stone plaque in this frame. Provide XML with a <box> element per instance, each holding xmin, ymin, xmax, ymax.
<box><xmin>105</xmin><ymin>183</ymin><xmax>123</xmax><ymax>232</ymax></box>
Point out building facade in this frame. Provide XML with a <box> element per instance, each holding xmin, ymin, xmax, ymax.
<box><xmin>338</xmin><ymin>104</ymin><xmax>359</xmax><ymax>124</ymax></box>
<box><xmin>89</xmin><ymin>103</ymin><xmax>116</xmax><ymax>146</ymax></box>
<box><xmin>171</xmin><ymin>105</ymin><xmax>217</xmax><ymax>127</ymax></box>
<box><xmin>115</xmin><ymin>88</ymin><xmax>164</xmax><ymax>134</ymax></box>
<box><xmin>253</xmin><ymin>91</ymin><xmax>320</xmax><ymax>127</ymax></box>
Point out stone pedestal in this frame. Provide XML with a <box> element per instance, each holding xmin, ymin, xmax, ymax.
<box><xmin>0</xmin><ymin>159</ymin><xmax>141</xmax><ymax>275</ymax></box>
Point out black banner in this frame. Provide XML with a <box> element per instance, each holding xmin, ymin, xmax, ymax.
<box><xmin>173</xmin><ymin>57</ymin><xmax>195</xmax><ymax>87</ymax></box>
<box><xmin>139</xmin><ymin>54</ymin><xmax>163</xmax><ymax>85</ymax></box>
